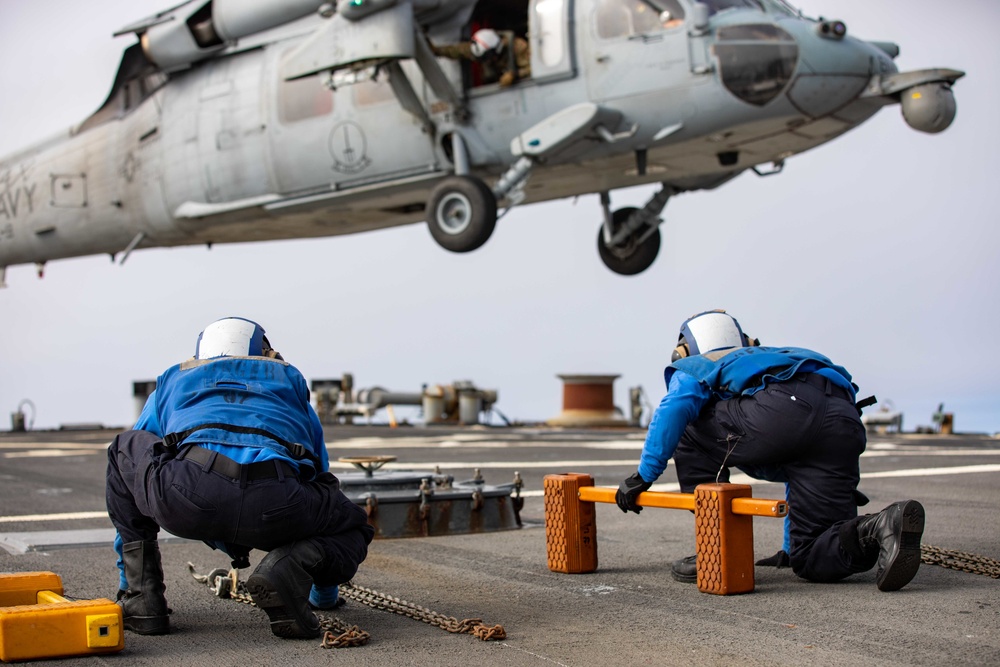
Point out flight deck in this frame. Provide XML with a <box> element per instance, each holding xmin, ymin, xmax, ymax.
<box><xmin>1</xmin><ymin>425</ymin><xmax>997</xmax><ymax>666</ymax></box>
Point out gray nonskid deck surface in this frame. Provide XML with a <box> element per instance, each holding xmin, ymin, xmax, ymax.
<box><xmin>1</xmin><ymin>426</ymin><xmax>997</xmax><ymax>666</ymax></box>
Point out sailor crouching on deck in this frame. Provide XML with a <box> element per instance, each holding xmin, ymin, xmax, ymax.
<box><xmin>616</xmin><ymin>310</ymin><xmax>925</xmax><ymax>592</ymax></box>
<box><xmin>105</xmin><ymin>317</ymin><xmax>374</xmax><ymax>637</ymax></box>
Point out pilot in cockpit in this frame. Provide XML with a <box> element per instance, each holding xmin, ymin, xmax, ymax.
<box><xmin>431</xmin><ymin>28</ymin><xmax>531</xmax><ymax>87</ymax></box>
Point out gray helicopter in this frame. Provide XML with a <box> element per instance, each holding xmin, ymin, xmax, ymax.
<box><xmin>0</xmin><ymin>0</ymin><xmax>963</xmax><ymax>285</ymax></box>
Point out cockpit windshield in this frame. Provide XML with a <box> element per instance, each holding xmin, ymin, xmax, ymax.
<box><xmin>701</xmin><ymin>0</ymin><xmax>764</xmax><ymax>15</ymax></box>
<box><xmin>758</xmin><ymin>0</ymin><xmax>801</xmax><ymax>16</ymax></box>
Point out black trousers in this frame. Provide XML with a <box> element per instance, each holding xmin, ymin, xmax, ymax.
<box><xmin>106</xmin><ymin>430</ymin><xmax>373</xmax><ymax>586</ymax></box>
<box><xmin>673</xmin><ymin>375</ymin><xmax>876</xmax><ymax>582</ymax></box>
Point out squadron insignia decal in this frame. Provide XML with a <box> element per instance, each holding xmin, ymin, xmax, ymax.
<box><xmin>329</xmin><ymin>121</ymin><xmax>371</xmax><ymax>175</ymax></box>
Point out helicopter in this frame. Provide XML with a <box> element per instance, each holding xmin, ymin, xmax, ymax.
<box><xmin>0</xmin><ymin>0</ymin><xmax>963</xmax><ymax>285</ymax></box>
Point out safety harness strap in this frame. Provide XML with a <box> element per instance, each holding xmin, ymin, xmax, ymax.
<box><xmin>162</xmin><ymin>422</ymin><xmax>318</xmax><ymax>468</ymax></box>
<box><xmin>856</xmin><ymin>395</ymin><xmax>877</xmax><ymax>415</ymax></box>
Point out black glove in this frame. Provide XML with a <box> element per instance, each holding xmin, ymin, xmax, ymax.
<box><xmin>616</xmin><ymin>472</ymin><xmax>652</xmax><ymax>514</ymax></box>
<box><xmin>755</xmin><ymin>550</ymin><xmax>790</xmax><ymax>568</ymax></box>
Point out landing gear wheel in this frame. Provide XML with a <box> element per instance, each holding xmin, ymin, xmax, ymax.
<box><xmin>426</xmin><ymin>175</ymin><xmax>497</xmax><ymax>253</ymax></box>
<box><xmin>597</xmin><ymin>207</ymin><xmax>661</xmax><ymax>276</ymax></box>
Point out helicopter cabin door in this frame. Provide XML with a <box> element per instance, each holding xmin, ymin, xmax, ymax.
<box><xmin>267</xmin><ymin>59</ymin><xmax>438</xmax><ymax>195</ymax></box>
<box><xmin>459</xmin><ymin>0</ymin><xmax>573</xmax><ymax>91</ymax></box>
<box><xmin>528</xmin><ymin>0</ymin><xmax>575</xmax><ymax>82</ymax></box>
<box><xmin>584</xmin><ymin>0</ymin><xmax>691</xmax><ymax>101</ymax></box>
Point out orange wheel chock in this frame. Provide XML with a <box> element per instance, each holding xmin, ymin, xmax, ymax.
<box><xmin>0</xmin><ymin>572</ymin><xmax>124</xmax><ymax>662</ymax></box>
<box><xmin>544</xmin><ymin>473</ymin><xmax>599</xmax><ymax>574</ymax></box>
<box><xmin>543</xmin><ymin>475</ymin><xmax>788</xmax><ymax>595</ymax></box>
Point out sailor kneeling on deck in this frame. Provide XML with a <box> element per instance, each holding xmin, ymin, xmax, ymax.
<box><xmin>616</xmin><ymin>310</ymin><xmax>924</xmax><ymax>592</ymax></box>
<box><xmin>106</xmin><ymin>317</ymin><xmax>374</xmax><ymax>637</ymax></box>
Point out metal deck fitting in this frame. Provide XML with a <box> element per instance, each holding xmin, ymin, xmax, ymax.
<box><xmin>543</xmin><ymin>473</ymin><xmax>788</xmax><ymax>595</ymax></box>
<box><xmin>339</xmin><ymin>456</ymin><xmax>524</xmax><ymax>538</ymax></box>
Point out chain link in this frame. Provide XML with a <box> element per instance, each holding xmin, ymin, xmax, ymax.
<box><xmin>189</xmin><ymin>545</ymin><xmax>996</xmax><ymax>650</ymax></box>
<box><xmin>188</xmin><ymin>563</ymin><xmax>370</xmax><ymax>648</ymax></box>
<box><xmin>339</xmin><ymin>582</ymin><xmax>506</xmax><ymax>640</ymax></box>
<box><xmin>921</xmin><ymin>544</ymin><xmax>1000</xmax><ymax>579</ymax></box>
<box><xmin>188</xmin><ymin>563</ymin><xmax>506</xmax><ymax>648</ymax></box>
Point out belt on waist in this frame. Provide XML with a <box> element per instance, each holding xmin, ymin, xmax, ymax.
<box><xmin>179</xmin><ymin>445</ymin><xmax>297</xmax><ymax>481</ymax></box>
<box><xmin>794</xmin><ymin>373</ymin><xmax>853</xmax><ymax>403</ymax></box>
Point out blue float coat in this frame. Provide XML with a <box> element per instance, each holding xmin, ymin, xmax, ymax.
<box><xmin>116</xmin><ymin>355</ymin><xmax>328</xmax><ymax>589</ymax></box>
<box><xmin>638</xmin><ymin>346</ymin><xmax>855</xmax><ymax>483</ymax></box>
<box><xmin>135</xmin><ymin>356</ymin><xmax>328</xmax><ymax>475</ymax></box>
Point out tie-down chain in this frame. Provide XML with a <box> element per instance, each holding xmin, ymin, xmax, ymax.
<box><xmin>188</xmin><ymin>563</ymin><xmax>506</xmax><ymax>649</ymax></box>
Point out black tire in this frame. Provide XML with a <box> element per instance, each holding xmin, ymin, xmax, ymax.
<box><xmin>597</xmin><ymin>207</ymin><xmax>661</xmax><ymax>276</ymax></box>
<box><xmin>426</xmin><ymin>175</ymin><xmax>497</xmax><ymax>253</ymax></box>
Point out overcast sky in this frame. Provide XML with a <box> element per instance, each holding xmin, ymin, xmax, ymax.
<box><xmin>1</xmin><ymin>0</ymin><xmax>997</xmax><ymax>435</ymax></box>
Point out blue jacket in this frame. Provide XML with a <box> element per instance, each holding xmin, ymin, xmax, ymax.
<box><xmin>135</xmin><ymin>356</ymin><xmax>328</xmax><ymax>478</ymax></box>
<box><xmin>638</xmin><ymin>346</ymin><xmax>855</xmax><ymax>482</ymax></box>
<box><xmin>116</xmin><ymin>355</ymin><xmax>328</xmax><ymax>590</ymax></box>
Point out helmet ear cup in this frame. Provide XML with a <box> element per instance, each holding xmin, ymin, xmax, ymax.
<box><xmin>261</xmin><ymin>335</ymin><xmax>284</xmax><ymax>361</ymax></box>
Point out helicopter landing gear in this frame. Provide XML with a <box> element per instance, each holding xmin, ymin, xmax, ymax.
<box><xmin>597</xmin><ymin>207</ymin><xmax>661</xmax><ymax>276</ymax></box>
<box><xmin>425</xmin><ymin>175</ymin><xmax>497</xmax><ymax>253</ymax></box>
<box><xmin>596</xmin><ymin>186</ymin><xmax>673</xmax><ymax>276</ymax></box>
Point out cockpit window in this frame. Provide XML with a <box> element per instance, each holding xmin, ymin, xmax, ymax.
<box><xmin>702</xmin><ymin>0</ymin><xmax>764</xmax><ymax>15</ymax></box>
<box><xmin>758</xmin><ymin>0</ymin><xmax>800</xmax><ymax>16</ymax></box>
<box><xmin>714</xmin><ymin>24</ymin><xmax>798</xmax><ymax>106</ymax></box>
<box><xmin>595</xmin><ymin>0</ymin><xmax>686</xmax><ymax>40</ymax></box>
<box><xmin>717</xmin><ymin>24</ymin><xmax>791</xmax><ymax>41</ymax></box>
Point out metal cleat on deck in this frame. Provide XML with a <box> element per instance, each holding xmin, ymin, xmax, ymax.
<box><xmin>543</xmin><ymin>473</ymin><xmax>788</xmax><ymax>595</ymax></box>
<box><xmin>0</xmin><ymin>571</ymin><xmax>123</xmax><ymax>662</ymax></box>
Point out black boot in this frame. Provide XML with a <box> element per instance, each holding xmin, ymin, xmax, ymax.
<box><xmin>120</xmin><ymin>540</ymin><xmax>171</xmax><ymax>635</ymax></box>
<box><xmin>852</xmin><ymin>500</ymin><xmax>925</xmax><ymax>592</ymax></box>
<box><xmin>670</xmin><ymin>555</ymin><xmax>697</xmax><ymax>584</ymax></box>
<box><xmin>246</xmin><ymin>540</ymin><xmax>323</xmax><ymax>639</ymax></box>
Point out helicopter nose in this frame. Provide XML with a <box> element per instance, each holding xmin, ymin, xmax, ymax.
<box><xmin>785</xmin><ymin>20</ymin><xmax>882</xmax><ymax>118</ymax></box>
<box><xmin>713</xmin><ymin>20</ymin><xmax>886</xmax><ymax>117</ymax></box>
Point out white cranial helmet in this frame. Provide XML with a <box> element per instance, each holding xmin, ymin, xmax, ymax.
<box><xmin>672</xmin><ymin>310</ymin><xmax>754</xmax><ymax>361</ymax></box>
<box><xmin>470</xmin><ymin>29</ymin><xmax>503</xmax><ymax>59</ymax></box>
<box><xmin>195</xmin><ymin>317</ymin><xmax>267</xmax><ymax>359</ymax></box>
